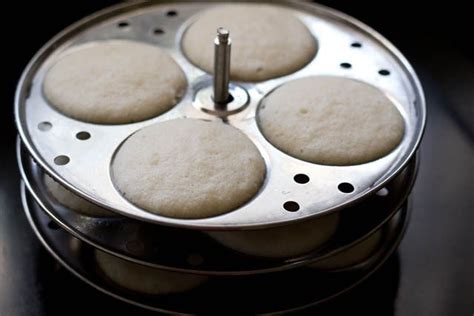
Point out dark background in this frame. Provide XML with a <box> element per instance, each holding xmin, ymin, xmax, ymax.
<box><xmin>1</xmin><ymin>1</ymin><xmax>473</xmax><ymax>315</ymax></box>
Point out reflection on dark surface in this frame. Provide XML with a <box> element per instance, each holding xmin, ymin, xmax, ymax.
<box><xmin>307</xmin><ymin>254</ymin><xmax>400</xmax><ymax>315</ymax></box>
<box><xmin>36</xmin><ymin>247</ymin><xmax>400</xmax><ymax>316</ymax></box>
<box><xmin>0</xmin><ymin>1</ymin><xmax>473</xmax><ymax>315</ymax></box>
<box><xmin>0</xmin><ymin>142</ymin><xmax>43</xmax><ymax>316</ymax></box>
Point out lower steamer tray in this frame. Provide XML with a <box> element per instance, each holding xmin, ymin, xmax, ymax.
<box><xmin>22</xmin><ymin>188</ymin><xmax>409</xmax><ymax>314</ymax></box>
<box><xmin>19</xmin><ymin>141</ymin><xmax>418</xmax><ymax>275</ymax></box>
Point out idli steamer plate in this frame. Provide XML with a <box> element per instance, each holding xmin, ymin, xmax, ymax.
<box><xmin>21</xmin><ymin>185</ymin><xmax>409</xmax><ymax>314</ymax></box>
<box><xmin>15</xmin><ymin>0</ymin><xmax>426</xmax><ymax>229</ymax></box>
<box><xmin>19</xmin><ymin>137</ymin><xmax>418</xmax><ymax>275</ymax></box>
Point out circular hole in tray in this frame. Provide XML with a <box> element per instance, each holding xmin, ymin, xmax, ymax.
<box><xmin>351</xmin><ymin>42</ymin><xmax>362</xmax><ymax>48</ymax></box>
<box><xmin>47</xmin><ymin>220</ymin><xmax>60</xmax><ymax>230</ymax></box>
<box><xmin>166</xmin><ymin>10</ymin><xmax>178</xmax><ymax>17</ymax></box>
<box><xmin>38</xmin><ymin>121</ymin><xmax>52</xmax><ymax>131</ymax></box>
<box><xmin>117</xmin><ymin>21</ymin><xmax>130</xmax><ymax>28</ymax></box>
<box><xmin>379</xmin><ymin>69</ymin><xmax>391</xmax><ymax>76</ymax></box>
<box><xmin>338</xmin><ymin>182</ymin><xmax>355</xmax><ymax>193</ymax></box>
<box><xmin>340</xmin><ymin>62</ymin><xmax>352</xmax><ymax>69</ymax></box>
<box><xmin>76</xmin><ymin>131</ymin><xmax>91</xmax><ymax>140</ymax></box>
<box><xmin>294</xmin><ymin>174</ymin><xmax>310</xmax><ymax>184</ymax></box>
<box><xmin>283</xmin><ymin>201</ymin><xmax>300</xmax><ymax>212</ymax></box>
<box><xmin>153</xmin><ymin>28</ymin><xmax>165</xmax><ymax>35</ymax></box>
<box><xmin>54</xmin><ymin>155</ymin><xmax>70</xmax><ymax>166</ymax></box>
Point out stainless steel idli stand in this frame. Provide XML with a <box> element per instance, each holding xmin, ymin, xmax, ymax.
<box><xmin>22</xmin><ymin>189</ymin><xmax>410</xmax><ymax>314</ymax></box>
<box><xmin>15</xmin><ymin>0</ymin><xmax>425</xmax><ymax>313</ymax></box>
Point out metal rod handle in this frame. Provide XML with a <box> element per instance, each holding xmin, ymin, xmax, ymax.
<box><xmin>213</xmin><ymin>27</ymin><xmax>231</xmax><ymax>106</ymax></box>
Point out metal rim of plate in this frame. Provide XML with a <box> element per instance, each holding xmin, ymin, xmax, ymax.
<box><xmin>18</xmin><ymin>138</ymin><xmax>418</xmax><ymax>275</ymax></box>
<box><xmin>22</xmin><ymin>189</ymin><xmax>410</xmax><ymax>315</ymax></box>
<box><xmin>15</xmin><ymin>0</ymin><xmax>426</xmax><ymax>229</ymax></box>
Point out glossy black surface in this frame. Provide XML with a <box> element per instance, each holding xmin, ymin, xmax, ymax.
<box><xmin>1</xmin><ymin>1</ymin><xmax>473</xmax><ymax>315</ymax></box>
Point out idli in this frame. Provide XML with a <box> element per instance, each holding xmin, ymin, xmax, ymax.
<box><xmin>209</xmin><ymin>213</ymin><xmax>339</xmax><ymax>258</ymax></box>
<box><xmin>95</xmin><ymin>250</ymin><xmax>207</xmax><ymax>295</ymax></box>
<box><xmin>44</xmin><ymin>40</ymin><xmax>186</xmax><ymax>124</ymax></box>
<box><xmin>112</xmin><ymin>119</ymin><xmax>265</xmax><ymax>219</ymax></box>
<box><xmin>44</xmin><ymin>174</ymin><xmax>114</xmax><ymax>217</ymax></box>
<box><xmin>182</xmin><ymin>4</ymin><xmax>316</xmax><ymax>81</ymax></box>
<box><xmin>258</xmin><ymin>76</ymin><xmax>405</xmax><ymax>165</ymax></box>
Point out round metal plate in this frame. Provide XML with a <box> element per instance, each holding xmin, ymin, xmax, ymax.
<box><xmin>19</xmin><ymin>139</ymin><xmax>418</xmax><ymax>275</ymax></box>
<box><xmin>15</xmin><ymin>0</ymin><xmax>425</xmax><ymax>229</ymax></box>
<box><xmin>22</xmin><ymin>189</ymin><xmax>409</xmax><ymax>314</ymax></box>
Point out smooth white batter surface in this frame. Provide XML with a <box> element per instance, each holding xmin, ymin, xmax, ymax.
<box><xmin>44</xmin><ymin>40</ymin><xmax>186</xmax><ymax>124</ymax></box>
<box><xmin>258</xmin><ymin>76</ymin><xmax>405</xmax><ymax>165</ymax></box>
<box><xmin>182</xmin><ymin>4</ymin><xmax>316</xmax><ymax>81</ymax></box>
<box><xmin>112</xmin><ymin>119</ymin><xmax>266</xmax><ymax>219</ymax></box>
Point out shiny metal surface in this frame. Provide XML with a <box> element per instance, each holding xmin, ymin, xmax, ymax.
<box><xmin>2</xmin><ymin>1</ymin><xmax>472</xmax><ymax>315</ymax></box>
<box><xmin>18</xmin><ymin>139</ymin><xmax>418</xmax><ymax>274</ymax></box>
<box><xmin>193</xmin><ymin>81</ymin><xmax>249</xmax><ymax>116</ymax></box>
<box><xmin>314</xmin><ymin>209</ymin><xmax>403</xmax><ymax>274</ymax></box>
<box><xmin>213</xmin><ymin>27</ymin><xmax>231</xmax><ymax>105</ymax></box>
<box><xmin>15</xmin><ymin>0</ymin><xmax>426</xmax><ymax>229</ymax></box>
<box><xmin>21</xmin><ymin>188</ymin><xmax>409</xmax><ymax>314</ymax></box>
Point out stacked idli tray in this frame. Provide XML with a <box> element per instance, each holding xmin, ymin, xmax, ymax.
<box><xmin>14</xmin><ymin>1</ymin><xmax>426</xmax><ymax>314</ymax></box>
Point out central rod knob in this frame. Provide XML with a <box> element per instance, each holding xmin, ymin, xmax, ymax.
<box><xmin>213</xmin><ymin>27</ymin><xmax>231</xmax><ymax>106</ymax></box>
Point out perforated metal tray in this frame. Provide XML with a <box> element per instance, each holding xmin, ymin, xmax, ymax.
<box><xmin>22</xmin><ymin>186</ymin><xmax>409</xmax><ymax>314</ymax></box>
<box><xmin>15</xmin><ymin>0</ymin><xmax>425</xmax><ymax>229</ymax></box>
<box><xmin>19</xmin><ymin>138</ymin><xmax>418</xmax><ymax>275</ymax></box>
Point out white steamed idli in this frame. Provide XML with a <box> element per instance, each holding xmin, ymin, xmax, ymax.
<box><xmin>258</xmin><ymin>76</ymin><xmax>405</xmax><ymax>165</ymax></box>
<box><xmin>208</xmin><ymin>213</ymin><xmax>339</xmax><ymax>258</ymax></box>
<box><xmin>95</xmin><ymin>250</ymin><xmax>207</xmax><ymax>295</ymax></box>
<box><xmin>182</xmin><ymin>4</ymin><xmax>316</xmax><ymax>81</ymax></box>
<box><xmin>43</xmin><ymin>40</ymin><xmax>186</xmax><ymax>124</ymax></box>
<box><xmin>44</xmin><ymin>174</ymin><xmax>114</xmax><ymax>217</ymax></box>
<box><xmin>112</xmin><ymin>118</ymin><xmax>266</xmax><ymax>219</ymax></box>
